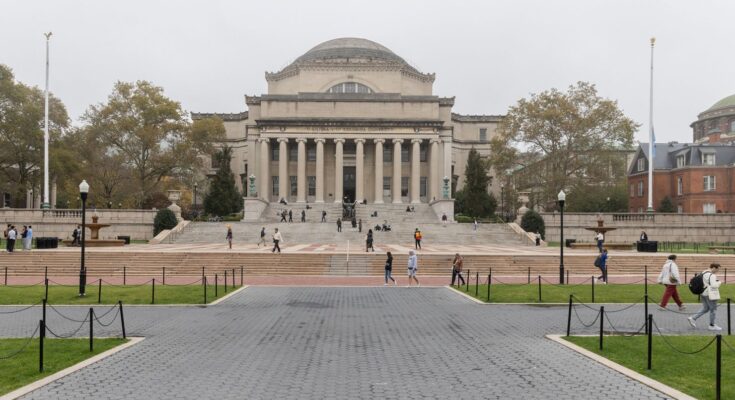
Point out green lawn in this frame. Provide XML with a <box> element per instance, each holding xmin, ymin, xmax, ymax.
<box><xmin>0</xmin><ymin>338</ymin><xmax>127</xmax><ymax>395</ymax></box>
<box><xmin>565</xmin><ymin>335</ymin><xmax>733</xmax><ymax>400</ymax></box>
<box><xmin>0</xmin><ymin>283</ymin><xmax>235</xmax><ymax>305</ymax></box>
<box><xmin>454</xmin><ymin>283</ymin><xmax>735</xmax><ymax>303</ymax></box>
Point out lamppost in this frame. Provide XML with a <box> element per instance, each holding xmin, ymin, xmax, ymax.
<box><xmin>193</xmin><ymin>182</ymin><xmax>198</xmax><ymax>216</ymax></box>
<box><xmin>558</xmin><ymin>190</ymin><xmax>566</xmax><ymax>284</ymax></box>
<box><xmin>78</xmin><ymin>180</ymin><xmax>89</xmax><ymax>296</ymax></box>
<box><xmin>500</xmin><ymin>184</ymin><xmax>505</xmax><ymax>222</ymax></box>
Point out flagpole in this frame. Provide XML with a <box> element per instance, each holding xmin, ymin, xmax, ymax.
<box><xmin>42</xmin><ymin>32</ymin><xmax>52</xmax><ymax>210</ymax></box>
<box><xmin>647</xmin><ymin>37</ymin><xmax>655</xmax><ymax>213</ymax></box>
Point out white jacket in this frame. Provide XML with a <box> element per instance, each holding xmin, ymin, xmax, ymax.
<box><xmin>657</xmin><ymin>260</ymin><xmax>681</xmax><ymax>285</ymax></box>
<box><xmin>272</xmin><ymin>232</ymin><xmax>283</xmax><ymax>242</ymax></box>
<box><xmin>703</xmin><ymin>271</ymin><xmax>722</xmax><ymax>300</ymax></box>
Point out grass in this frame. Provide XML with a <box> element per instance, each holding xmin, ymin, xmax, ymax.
<box><xmin>565</xmin><ymin>335</ymin><xmax>733</xmax><ymax>400</ymax></box>
<box><xmin>0</xmin><ymin>338</ymin><xmax>127</xmax><ymax>395</ymax></box>
<box><xmin>545</xmin><ymin>241</ymin><xmax>735</xmax><ymax>254</ymax></box>
<box><xmin>0</xmin><ymin>283</ymin><xmax>235</xmax><ymax>305</ymax></box>
<box><xmin>454</xmin><ymin>282</ymin><xmax>735</xmax><ymax>303</ymax></box>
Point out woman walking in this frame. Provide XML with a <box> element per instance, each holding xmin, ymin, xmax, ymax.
<box><xmin>451</xmin><ymin>253</ymin><xmax>465</xmax><ymax>286</ymax></box>
<box><xmin>407</xmin><ymin>250</ymin><xmax>420</xmax><ymax>287</ymax></box>
<box><xmin>688</xmin><ymin>263</ymin><xmax>723</xmax><ymax>331</ymax></box>
<box><xmin>384</xmin><ymin>251</ymin><xmax>396</xmax><ymax>286</ymax></box>
<box><xmin>366</xmin><ymin>229</ymin><xmax>375</xmax><ymax>252</ymax></box>
<box><xmin>225</xmin><ymin>225</ymin><xmax>233</xmax><ymax>249</ymax></box>
<box><xmin>657</xmin><ymin>254</ymin><xmax>685</xmax><ymax>311</ymax></box>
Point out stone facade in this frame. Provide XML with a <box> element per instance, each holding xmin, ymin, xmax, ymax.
<box><xmin>691</xmin><ymin>94</ymin><xmax>735</xmax><ymax>143</ymax></box>
<box><xmin>0</xmin><ymin>209</ymin><xmax>155</xmax><ymax>240</ymax></box>
<box><xmin>192</xmin><ymin>38</ymin><xmax>503</xmax><ymax>208</ymax></box>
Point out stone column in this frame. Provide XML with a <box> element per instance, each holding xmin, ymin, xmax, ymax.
<box><xmin>334</xmin><ymin>139</ymin><xmax>344</xmax><ymax>203</ymax></box>
<box><xmin>392</xmin><ymin>139</ymin><xmax>403</xmax><ymax>204</ymax></box>
<box><xmin>259</xmin><ymin>138</ymin><xmax>270</xmax><ymax>201</ymax></box>
<box><xmin>374</xmin><ymin>139</ymin><xmax>384</xmax><ymax>204</ymax></box>
<box><xmin>429</xmin><ymin>139</ymin><xmax>440</xmax><ymax>201</ymax></box>
<box><xmin>355</xmin><ymin>138</ymin><xmax>365</xmax><ymax>202</ymax></box>
<box><xmin>411</xmin><ymin>139</ymin><xmax>421</xmax><ymax>203</ymax></box>
<box><xmin>443</xmin><ymin>138</ymin><xmax>452</xmax><ymax>197</ymax></box>
<box><xmin>315</xmin><ymin>138</ymin><xmax>325</xmax><ymax>203</ymax></box>
<box><xmin>296</xmin><ymin>138</ymin><xmax>307</xmax><ymax>203</ymax></box>
<box><xmin>278</xmin><ymin>138</ymin><xmax>288</xmax><ymax>201</ymax></box>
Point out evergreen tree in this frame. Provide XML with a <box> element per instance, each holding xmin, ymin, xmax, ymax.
<box><xmin>659</xmin><ymin>196</ymin><xmax>675</xmax><ymax>213</ymax></box>
<box><xmin>520</xmin><ymin>210</ymin><xmax>545</xmax><ymax>239</ymax></box>
<box><xmin>204</xmin><ymin>146</ymin><xmax>242</xmax><ymax>216</ymax></box>
<box><xmin>455</xmin><ymin>148</ymin><xmax>497</xmax><ymax>218</ymax></box>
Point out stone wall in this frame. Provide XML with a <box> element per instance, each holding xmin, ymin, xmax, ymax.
<box><xmin>542</xmin><ymin>212</ymin><xmax>735</xmax><ymax>243</ymax></box>
<box><xmin>0</xmin><ymin>209</ymin><xmax>156</xmax><ymax>240</ymax></box>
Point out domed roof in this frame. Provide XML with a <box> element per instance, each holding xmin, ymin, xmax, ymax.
<box><xmin>706</xmin><ymin>94</ymin><xmax>735</xmax><ymax>112</ymax></box>
<box><xmin>293</xmin><ymin>38</ymin><xmax>413</xmax><ymax>68</ymax></box>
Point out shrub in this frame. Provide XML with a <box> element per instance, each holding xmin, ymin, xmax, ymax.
<box><xmin>520</xmin><ymin>210</ymin><xmax>545</xmax><ymax>239</ymax></box>
<box><xmin>455</xmin><ymin>215</ymin><xmax>473</xmax><ymax>223</ymax></box>
<box><xmin>154</xmin><ymin>208</ymin><xmax>178</xmax><ymax>236</ymax></box>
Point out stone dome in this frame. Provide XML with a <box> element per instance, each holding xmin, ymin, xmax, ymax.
<box><xmin>295</xmin><ymin>38</ymin><xmax>406</xmax><ymax>64</ymax></box>
<box><xmin>706</xmin><ymin>94</ymin><xmax>735</xmax><ymax>112</ymax></box>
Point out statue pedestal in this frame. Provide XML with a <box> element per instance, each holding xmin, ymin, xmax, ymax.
<box><xmin>429</xmin><ymin>199</ymin><xmax>455</xmax><ymax>222</ymax></box>
<box><xmin>242</xmin><ymin>198</ymin><xmax>269</xmax><ymax>221</ymax></box>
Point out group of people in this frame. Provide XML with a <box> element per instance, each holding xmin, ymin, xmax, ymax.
<box><xmin>382</xmin><ymin>250</ymin><xmax>420</xmax><ymax>287</ymax></box>
<box><xmin>3</xmin><ymin>224</ymin><xmax>33</xmax><ymax>252</ymax></box>
<box><xmin>278</xmin><ymin>209</ymin><xmax>308</xmax><ymax>223</ymax></box>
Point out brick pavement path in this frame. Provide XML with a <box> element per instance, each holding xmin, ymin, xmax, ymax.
<box><xmin>0</xmin><ymin>287</ymin><xmax>716</xmax><ymax>399</ymax></box>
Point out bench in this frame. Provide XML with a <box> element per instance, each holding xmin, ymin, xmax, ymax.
<box><xmin>569</xmin><ymin>242</ymin><xmax>634</xmax><ymax>251</ymax></box>
<box><xmin>708</xmin><ymin>246</ymin><xmax>735</xmax><ymax>254</ymax></box>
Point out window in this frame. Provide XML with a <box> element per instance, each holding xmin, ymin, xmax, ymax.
<box><xmin>637</xmin><ymin>181</ymin><xmax>644</xmax><ymax>197</ymax></box>
<box><xmin>308</xmin><ymin>176</ymin><xmax>316</xmax><ymax>196</ymax></box>
<box><xmin>677</xmin><ymin>176</ymin><xmax>683</xmax><ymax>196</ymax></box>
<box><xmin>401</xmin><ymin>177</ymin><xmax>409</xmax><ymax>197</ymax></box>
<box><xmin>401</xmin><ymin>144</ymin><xmax>409</xmax><ymax>163</ymax></box>
<box><xmin>637</xmin><ymin>158</ymin><xmax>645</xmax><ymax>172</ymax></box>
<box><xmin>702</xmin><ymin>153</ymin><xmax>716</xmax><ymax>166</ymax></box>
<box><xmin>419</xmin><ymin>145</ymin><xmax>427</xmax><ymax>162</ymax></box>
<box><xmin>290</xmin><ymin>176</ymin><xmax>297</xmax><ymax>196</ymax></box>
<box><xmin>703</xmin><ymin>203</ymin><xmax>716</xmax><ymax>214</ymax></box>
<box><xmin>676</xmin><ymin>155</ymin><xmax>685</xmax><ymax>168</ymax></box>
<box><xmin>730</xmin><ymin>120</ymin><xmax>735</xmax><ymax>132</ymax></box>
<box><xmin>289</xmin><ymin>145</ymin><xmax>297</xmax><ymax>161</ymax></box>
<box><xmin>326</xmin><ymin>82</ymin><xmax>373</xmax><ymax>94</ymax></box>
<box><xmin>629</xmin><ymin>184</ymin><xmax>635</xmax><ymax>198</ymax></box>
<box><xmin>420</xmin><ymin>177</ymin><xmax>427</xmax><ymax>197</ymax></box>
<box><xmin>271</xmin><ymin>176</ymin><xmax>279</xmax><ymax>196</ymax></box>
<box><xmin>383</xmin><ymin>177</ymin><xmax>391</xmax><ymax>197</ymax></box>
<box><xmin>271</xmin><ymin>146</ymin><xmax>279</xmax><ymax>162</ymax></box>
<box><xmin>307</xmin><ymin>145</ymin><xmax>316</xmax><ymax>161</ymax></box>
<box><xmin>704</xmin><ymin>175</ymin><xmax>716</xmax><ymax>191</ymax></box>
<box><xmin>383</xmin><ymin>146</ymin><xmax>392</xmax><ymax>162</ymax></box>
<box><xmin>479</xmin><ymin>128</ymin><xmax>487</xmax><ymax>142</ymax></box>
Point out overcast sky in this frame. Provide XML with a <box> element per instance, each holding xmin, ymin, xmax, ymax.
<box><xmin>2</xmin><ymin>0</ymin><xmax>733</xmax><ymax>144</ymax></box>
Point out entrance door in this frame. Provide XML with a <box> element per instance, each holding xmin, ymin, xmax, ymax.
<box><xmin>343</xmin><ymin>167</ymin><xmax>356</xmax><ymax>203</ymax></box>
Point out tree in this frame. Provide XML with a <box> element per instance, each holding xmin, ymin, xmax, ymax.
<box><xmin>659</xmin><ymin>196</ymin><xmax>675</xmax><ymax>213</ymax></box>
<box><xmin>203</xmin><ymin>146</ymin><xmax>242</xmax><ymax>216</ymax></box>
<box><xmin>82</xmin><ymin>81</ymin><xmax>224</xmax><ymax>207</ymax></box>
<box><xmin>153</xmin><ymin>208</ymin><xmax>178</xmax><ymax>236</ymax></box>
<box><xmin>0</xmin><ymin>65</ymin><xmax>69</xmax><ymax>207</ymax></box>
<box><xmin>490</xmin><ymin>82</ymin><xmax>638</xmax><ymax>208</ymax></box>
<box><xmin>564</xmin><ymin>183</ymin><xmax>629</xmax><ymax>212</ymax></box>
<box><xmin>520</xmin><ymin>210</ymin><xmax>545</xmax><ymax>238</ymax></box>
<box><xmin>454</xmin><ymin>148</ymin><xmax>497</xmax><ymax>218</ymax></box>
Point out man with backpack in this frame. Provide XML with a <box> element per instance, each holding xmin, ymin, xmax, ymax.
<box><xmin>657</xmin><ymin>254</ymin><xmax>685</xmax><ymax>311</ymax></box>
<box><xmin>688</xmin><ymin>263</ymin><xmax>723</xmax><ymax>331</ymax></box>
<box><xmin>414</xmin><ymin>228</ymin><xmax>422</xmax><ymax>249</ymax></box>
<box><xmin>593</xmin><ymin>248</ymin><xmax>608</xmax><ymax>284</ymax></box>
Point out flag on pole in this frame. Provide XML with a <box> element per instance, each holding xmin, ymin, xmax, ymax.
<box><xmin>651</xmin><ymin>128</ymin><xmax>656</xmax><ymax>157</ymax></box>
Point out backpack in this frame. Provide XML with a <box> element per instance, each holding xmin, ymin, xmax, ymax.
<box><xmin>689</xmin><ymin>273</ymin><xmax>707</xmax><ymax>295</ymax></box>
<box><xmin>593</xmin><ymin>256</ymin><xmax>602</xmax><ymax>268</ymax></box>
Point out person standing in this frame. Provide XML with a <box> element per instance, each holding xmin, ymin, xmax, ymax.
<box><xmin>414</xmin><ymin>228</ymin><xmax>422</xmax><ymax>249</ymax></box>
<box><xmin>442</xmin><ymin>213</ymin><xmax>448</xmax><ymax>227</ymax></box>
<box><xmin>407</xmin><ymin>250</ymin><xmax>420</xmax><ymax>287</ymax></box>
<box><xmin>301</xmin><ymin>210</ymin><xmax>306</xmax><ymax>222</ymax></box>
<box><xmin>384</xmin><ymin>251</ymin><xmax>396</xmax><ymax>286</ymax></box>
<box><xmin>336</xmin><ymin>218</ymin><xmax>342</xmax><ymax>232</ymax></box>
<box><xmin>594</xmin><ymin>248</ymin><xmax>608</xmax><ymax>283</ymax></box>
<box><xmin>595</xmin><ymin>232</ymin><xmax>604</xmax><ymax>253</ymax></box>
<box><xmin>657</xmin><ymin>254</ymin><xmax>685</xmax><ymax>311</ymax></box>
<box><xmin>358</xmin><ymin>219</ymin><xmax>362</xmax><ymax>233</ymax></box>
<box><xmin>258</xmin><ymin>227</ymin><xmax>267</xmax><ymax>246</ymax></box>
<box><xmin>640</xmin><ymin>231</ymin><xmax>648</xmax><ymax>242</ymax></box>
<box><xmin>534</xmin><ymin>232</ymin><xmax>541</xmax><ymax>246</ymax></box>
<box><xmin>72</xmin><ymin>225</ymin><xmax>80</xmax><ymax>246</ymax></box>
<box><xmin>366</xmin><ymin>229</ymin><xmax>374</xmax><ymax>252</ymax></box>
<box><xmin>20</xmin><ymin>226</ymin><xmax>27</xmax><ymax>250</ymax></box>
<box><xmin>280</xmin><ymin>210</ymin><xmax>287</xmax><ymax>222</ymax></box>
<box><xmin>288</xmin><ymin>209</ymin><xmax>293</xmax><ymax>223</ymax></box>
<box><xmin>272</xmin><ymin>228</ymin><xmax>283</xmax><ymax>253</ymax></box>
<box><xmin>225</xmin><ymin>225</ymin><xmax>233</xmax><ymax>250</ymax></box>
<box><xmin>24</xmin><ymin>225</ymin><xmax>33</xmax><ymax>251</ymax></box>
<box><xmin>688</xmin><ymin>263</ymin><xmax>723</xmax><ymax>331</ymax></box>
<box><xmin>321</xmin><ymin>210</ymin><xmax>327</xmax><ymax>223</ymax></box>
<box><xmin>473</xmin><ymin>219</ymin><xmax>478</xmax><ymax>231</ymax></box>
<box><xmin>7</xmin><ymin>226</ymin><xmax>16</xmax><ymax>253</ymax></box>
<box><xmin>451</xmin><ymin>253</ymin><xmax>465</xmax><ymax>286</ymax></box>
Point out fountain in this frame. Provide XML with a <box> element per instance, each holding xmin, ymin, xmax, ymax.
<box><xmin>570</xmin><ymin>214</ymin><xmax>632</xmax><ymax>250</ymax></box>
<box><xmin>583</xmin><ymin>214</ymin><xmax>617</xmax><ymax>235</ymax></box>
<box><xmin>63</xmin><ymin>214</ymin><xmax>125</xmax><ymax>247</ymax></box>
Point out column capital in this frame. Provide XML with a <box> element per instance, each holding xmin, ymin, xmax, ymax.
<box><xmin>296</xmin><ymin>137</ymin><xmax>308</xmax><ymax>143</ymax></box>
<box><xmin>442</xmin><ymin>137</ymin><xmax>452</xmax><ymax>143</ymax></box>
<box><xmin>334</xmin><ymin>138</ymin><xmax>345</xmax><ymax>144</ymax></box>
<box><xmin>374</xmin><ymin>138</ymin><xmax>385</xmax><ymax>144</ymax></box>
<box><xmin>315</xmin><ymin>138</ymin><xmax>326</xmax><ymax>144</ymax></box>
<box><xmin>411</xmin><ymin>138</ymin><xmax>423</xmax><ymax>144</ymax></box>
<box><xmin>430</xmin><ymin>138</ymin><xmax>442</xmax><ymax>145</ymax></box>
<box><xmin>392</xmin><ymin>138</ymin><xmax>404</xmax><ymax>144</ymax></box>
<box><xmin>277</xmin><ymin>137</ymin><xmax>289</xmax><ymax>143</ymax></box>
<box><xmin>257</xmin><ymin>137</ymin><xmax>269</xmax><ymax>143</ymax></box>
<box><xmin>354</xmin><ymin>138</ymin><xmax>366</xmax><ymax>144</ymax></box>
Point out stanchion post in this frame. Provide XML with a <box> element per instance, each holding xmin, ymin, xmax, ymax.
<box><xmin>151</xmin><ymin>278</ymin><xmax>155</xmax><ymax>305</ymax></box>
<box><xmin>647</xmin><ymin>314</ymin><xmax>653</xmax><ymax>370</ymax></box>
<box><xmin>489</xmin><ymin>268</ymin><xmax>492</xmax><ymax>286</ymax></box>
<box><xmin>224</xmin><ymin>270</ymin><xmax>228</xmax><ymax>293</ymax></box>
<box><xmin>566</xmin><ymin>295</ymin><xmax>573</xmax><ymax>337</ymax></box>
<box><xmin>644</xmin><ymin>294</ymin><xmax>649</xmax><ymax>333</ymax></box>
<box><xmin>644</xmin><ymin>265</ymin><xmax>648</xmax><ymax>295</ymax></box>
<box><xmin>4</xmin><ymin>266</ymin><xmax>7</xmax><ymax>285</ymax></box>
<box><xmin>215</xmin><ymin>274</ymin><xmax>218</xmax><ymax>297</ymax></box>
<box><xmin>487</xmin><ymin>274</ymin><xmax>491</xmax><ymax>302</ymax></box>
<box><xmin>44</xmin><ymin>278</ymin><xmax>49</xmax><ymax>301</ymax></box>
<box><xmin>728</xmin><ymin>298</ymin><xmax>731</xmax><ymax>336</ymax></box>
<box><xmin>567</xmin><ymin>269</ymin><xmax>570</xmax><ymax>285</ymax></box>
<box><xmin>201</xmin><ymin>266</ymin><xmax>205</xmax><ymax>286</ymax></box>
<box><xmin>725</xmin><ymin>268</ymin><xmax>728</xmax><ymax>285</ymax></box>
<box><xmin>89</xmin><ymin>308</ymin><xmax>94</xmax><ymax>352</ymax></box>
<box><xmin>232</xmin><ymin>268</ymin><xmax>236</xmax><ymax>288</ymax></box>
<box><xmin>465</xmin><ymin>269</ymin><xmax>470</xmax><ymax>292</ymax></box>
<box><xmin>684</xmin><ymin>267</ymin><xmax>688</xmax><ymax>285</ymax></box>
<box><xmin>44</xmin><ymin>266</ymin><xmax>48</xmax><ymax>281</ymax></box>
<box><xmin>527</xmin><ymin>267</ymin><xmax>530</xmax><ymax>284</ymax></box>
<box><xmin>42</xmin><ymin>298</ymin><xmax>47</xmax><ymax>327</ymax></box>
<box><xmin>537</xmin><ymin>275</ymin><xmax>542</xmax><ymax>303</ymax></box>
<box><xmin>162</xmin><ymin>267</ymin><xmax>166</xmax><ymax>286</ymax></box>
<box><xmin>591</xmin><ymin>275</ymin><xmax>595</xmax><ymax>303</ymax></box>
<box><xmin>39</xmin><ymin>319</ymin><xmax>45</xmax><ymax>372</ymax></box>
<box><xmin>203</xmin><ymin>276</ymin><xmax>208</xmax><ymax>304</ymax></box>
<box><xmin>716</xmin><ymin>334</ymin><xmax>722</xmax><ymax>400</ymax></box>
<box><xmin>475</xmin><ymin>272</ymin><xmax>479</xmax><ymax>297</ymax></box>
<box><xmin>123</xmin><ymin>265</ymin><xmax>126</xmax><ymax>286</ymax></box>
<box><xmin>118</xmin><ymin>301</ymin><xmax>126</xmax><ymax>339</ymax></box>
<box><xmin>98</xmin><ymin>279</ymin><xmax>102</xmax><ymax>304</ymax></box>
<box><xmin>240</xmin><ymin>266</ymin><xmax>244</xmax><ymax>287</ymax></box>
<box><xmin>599</xmin><ymin>306</ymin><xmax>604</xmax><ymax>350</ymax></box>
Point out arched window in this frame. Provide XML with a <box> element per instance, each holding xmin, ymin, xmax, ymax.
<box><xmin>327</xmin><ymin>82</ymin><xmax>373</xmax><ymax>94</ymax></box>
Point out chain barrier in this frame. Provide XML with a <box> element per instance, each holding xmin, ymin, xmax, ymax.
<box><xmin>0</xmin><ymin>300</ymin><xmax>43</xmax><ymax>314</ymax></box>
<box><xmin>100</xmin><ymin>279</ymin><xmax>153</xmax><ymax>288</ymax></box>
<box><xmin>0</xmin><ymin>324</ymin><xmax>40</xmax><ymax>360</ymax></box>
<box><xmin>572</xmin><ymin>306</ymin><xmax>601</xmax><ymax>328</ymax></box>
<box><xmin>603</xmin><ymin>312</ymin><xmax>647</xmax><ymax>337</ymax></box>
<box><xmin>0</xmin><ymin>281</ymin><xmax>46</xmax><ymax>288</ymax></box>
<box><xmin>644</xmin><ymin>297</ymin><xmax>696</xmax><ymax>315</ymax></box>
<box><xmin>651</xmin><ymin>319</ymin><xmax>717</xmax><ymax>355</ymax></box>
<box><xmin>92</xmin><ymin>308</ymin><xmax>120</xmax><ymax>327</ymax></box>
<box><xmin>604</xmin><ymin>296</ymin><xmax>647</xmax><ymax>313</ymax></box>
<box><xmin>46</xmin><ymin>279</ymin><xmax>80</xmax><ymax>287</ymax></box>
<box><xmin>540</xmin><ymin>276</ymin><xmax>593</xmax><ymax>289</ymax></box>
<box><xmin>47</xmin><ymin>303</ymin><xmax>89</xmax><ymax>323</ymax></box>
<box><xmin>163</xmin><ymin>277</ymin><xmax>205</xmax><ymax>286</ymax></box>
<box><xmin>722</xmin><ymin>337</ymin><xmax>735</xmax><ymax>353</ymax></box>
<box><xmin>490</xmin><ymin>276</ymin><xmax>532</xmax><ymax>285</ymax></box>
<box><xmin>93</xmin><ymin>303</ymin><xmax>119</xmax><ymax>319</ymax></box>
<box><xmin>45</xmin><ymin>316</ymin><xmax>89</xmax><ymax>339</ymax></box>
<box><xmin>570</xmin><ymin>295</ymin><xmax>600</xmax><ymax>311</ymax></box>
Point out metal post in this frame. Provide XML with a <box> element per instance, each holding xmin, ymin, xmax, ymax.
<box><xmin>39</xmin><ymin>319</ymin><xmax>45</xmax><ymax>372</ymax></box>
<box><xmin>592</xmin><ymin>275</ymin><xmax>595</xmax><ymax>303</ymax></box>
<box><xmin>44</xmin><ymin>266</ymin><xmax>48</xmax><ymax>281</ymax></box>
<box><xmin>232</xmin><ymin>268</ymin><xmax>236</xmax><ymax>288</ymax></box>
<box><xmin>44</xmin><ymin>278</ymin><xmax>49</xmax><ymax>301</ymax></box>
<box><xmin>215</xmin><ymin>274</ymin><xmax>218</xmax><ymax>297</ymax></box>
<box><xmin>118</xmin><ymin>301</ymin><xmax>126</xmax><ymax>339</ymax></box>
<box><xmin>566</xmin><ymin>295</ymin><xmax>573</xmax><ymax>337</ymax></box>
<box><xmin>644</xmin><ymin>294</ymin><xmax>649</xmax><ymax>333</ymax></box>
<box><xmin>4</xmin><ymin>266</ymin><xmax>6</xmax><ymax>285</ymax></box>
<box><xmin>559</xmin><ymin>200</ymin><xmax>565</xmax><ymax>284</ymax></box>
<box><xmin>527</xmin><ymin>267</ymin><xmax>530</xmax><ymax>284</ymax></box>
<box><xmin>79</xmin><ymin>191</ymin><xmax>87</xmax><ymax>296</ymax></box>
<box><xmin>537</xmin><ymin>275</ymin><xmax>542</xmax><ymax>303</ymax></box>
<box><xmin>465</xmin><ymin>269</ymin><xmax>470</xmax><ymax>292</ymax></box>
<box><xmin>204</xmin><ymin>276</ymin><xmax>208</xmax><ymax>304</ymax></box>
<box><xmin>98</xmin><ymin>279</ymin><xmax>102</xmax><ymax>304</ymax></box>
<box><xmin>487</xmin><ymin>274</ymin><xmax>491</xmax><ymax>302</ymax></box>
<box><xmin>42</xmin><ymin>298</ymin><xmax>47</xmax><ymax>329</ymax></box>
<box><xmin>89</xmin><ymin>308</ymin><xmax>94</xmax><ymax>352</ymax></box>
<box><xmin>151</xmin><ymin>278</ymin><xmax>155</xmax><ymax>304</ymax></box>
<box><xmin>224</xmin><ymin>270</ymin><xmax>228</xmax><ymax>293</ymax></box>
<box><xmin>123</xmin><ymin>265</ymin><xmax>126</xmax><ymax>285</ymax></box>
<box><xmin>647</xmin><ymin>314</ymin><xmax>653</xmax><ymax>370</ymax></box>
<box><xmin>599</xmin><ymin>306</ymin><xmax>604</xmax><ymax>350</ymax></box>
<box><xmin>202</xmin><ymin>266</ymin><xmax>205</xmax><ymax>286</ymax></box>
<box><xmin>728</xmin><ymin>298</ymin><xmax>731</xmax><ymax>336</ymax></box>
<box><xmin>716</xmin><ymin>334</ymin><xmax>722</xmax><ymax>400</ymax></box>
<box><xmin>684</xmin><ymin>267</ymin><xmax>687</xmax><ymax>285</ymax></box>
<box><xmin>644</xmin><ymin>265</ymin><xmax>648</xmax><ymax>295</ymax></box>
<box><xmin>475</xmin><ymin>272</ymin><xmax>479</xmax><ymax>297</ymax></box>
<box><xmin>240</xmin><ymin>266</ymin><xmax>244</xmax><ymax>286</ymax></box>
<box><xmin>162</xmin><ymin>267</ymin><xmax>165</xmax><ymax>285</ymax></box>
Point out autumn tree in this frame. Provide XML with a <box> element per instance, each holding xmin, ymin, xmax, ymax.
<box><xmin>490</xmin><ymin>82</ymin><xmax>638</xmax><ymax>209</ymax></box>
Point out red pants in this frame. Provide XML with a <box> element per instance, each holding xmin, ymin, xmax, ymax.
<box><xmin>660</xmin><ymin>284</ymin><xmax>682</xmax><ymax>307</ymax></box>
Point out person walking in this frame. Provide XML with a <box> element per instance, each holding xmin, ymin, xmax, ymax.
<box><xmin>358</xmin><ymin>219</ymin><xmax>362</xmax><ymax>233</ymax></box>
<box><xmin>594</xmin><ymin>248</ymin><xmax>608</xmax><ymax>283</ymax></box>
<box><xmin>272</xmin><ymin>228</ymin><xmax>283</xmax><ymax>253</ymax></box>
<box><xmin>225</xmin><ymin>225</ymin><xmax>233</xmax><ymax>249</ymax></box>
<box><xmin>442</xmin><ymin>213</ymin><xmax>448</xmax><ymax>227</ymax></box>
<box><xmin>414</xmin><ymin>228</ymin><xmax>422</xmax><ymax>249</ymax></box>
<box><xmin>688</xmin><ymin>263</ymin><xmax>723</xmax><ymax>331</ymax></box>
<box><xmin>258</xmin><ymin>227</ymin><xmax>267</xmax><ymax>246</ymax></box>
<box><xmin>71</xmin><ymin>225</ymin><xmax>80</xmax><ymax>246</ymax></box>
<box><xmin>366</xmin><ymin>229</ymin><xmax>375</xmax><ymax>252</ymax></box>
<box><xmin>288</xmin><ymin>209</ymin><xmax>293</xmax><ymax>223</ymax></box>
<box><xmin>7</xmin><ymin>226</ymin><xmax>16</xmax><ymax>253</ymax></box>
<box><xmin>336</xmin><ymin>218</ymin><xmax>342</xmax><ymax>232</ymax></box>
<box><xmin>384</xmin><ymin>251</ymin><xmax>397</xmax><ymax>286</ymax></box>
<box><xmin>595</xmin><ymin>232</ymin><xmax>604</xmax><ymax>253</ymax></box>
<box><xmin>451</xmin><ymin>253</ymin><xmax>465</xmax><ymax>286</ymax></box>
<box><xmin>301</xmin><ymin>210</ymin><xmax>306</xmax><ymax>222</ymax></box>
<box><xmin>473</xmin><ymin>219</ymin><xmax>478</xmax><ymax>231</ymax></box>
<box><xmin>321</xmin><ymin>210</ymin><xmax>327</xmax><ymax>222</ymax></box>
<box><xmin>407</xmin><ymin>250</ymin><xmax>420</xmax><ymax>287</ymax></box>
<box><xmin>657</xmin><ymin>254</ymin><xmax>685</xmax><ymax>311</ymax></box>
<box><xmin>280</xmin><ymin>210</ymin><xmax>287</xmax><ymax>222</ymax></box>
<box><xmin>24</xmin><ymin>225</ymin><xmax>33</xmax><ymax>251</ymax></box>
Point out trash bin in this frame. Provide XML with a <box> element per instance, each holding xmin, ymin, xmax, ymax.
<box><xmin>35</xmin><ymin>238</ymin><xmax>45</xmax><ymax>249</ymax></box>
<box><xmin>565</xmin><ymin>239</ymin><xmax>577</xmax><ymax>248</ymax></box>
<box><xmin>35</xmin><ymin>237</ymin><xmax>58</xmax><ymax>249</ymax></box>
<box><xmin>117</xmin><ymin>236</ymin><xmax>131</xmax><ymax>245</ymax></box>
<box><xmin>637</xmin><ymin>241</ymin><xmax>658</xmax><ymax>252</ymax></box>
